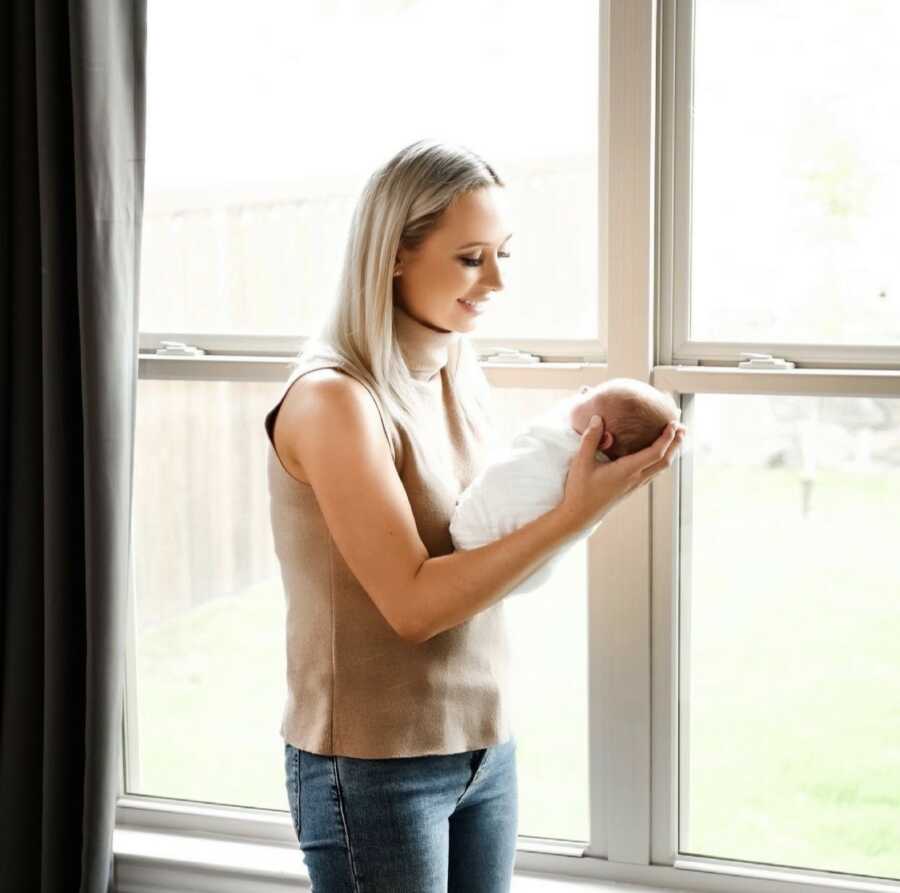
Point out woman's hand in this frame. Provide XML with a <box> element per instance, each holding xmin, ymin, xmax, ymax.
<box><xmin>557</xmin><ymin>416</ymin><xmax>686</xmax><ymax>535</ymax></box>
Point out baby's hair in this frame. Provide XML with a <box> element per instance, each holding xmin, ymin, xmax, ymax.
<box><xmin>599</xmin><ymin>379</ymin><xmax>681</xmax><ymax>460</ymax></box>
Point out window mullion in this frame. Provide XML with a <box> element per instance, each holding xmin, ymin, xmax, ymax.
<box><xmin>588</xmin><ymin>0</ymin><xmax>658</xmax><ymax>866</ymax></box>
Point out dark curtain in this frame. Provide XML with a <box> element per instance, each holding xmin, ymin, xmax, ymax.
<box><xmin>1</xmin><ymin>1</ymin><xmax>146</xmax><ymax>891</ymax></box>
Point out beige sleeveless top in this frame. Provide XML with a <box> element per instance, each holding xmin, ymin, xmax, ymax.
<box><xmin>264</xmin><ymin>304</ymin><xmax>513</xmax><ymax>758</ymax></box>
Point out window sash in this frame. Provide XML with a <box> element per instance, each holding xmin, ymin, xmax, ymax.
<box><xmin>661</xmin><ymin>0</ymin><xmax>900</xmax><ymax>367</ymax></box>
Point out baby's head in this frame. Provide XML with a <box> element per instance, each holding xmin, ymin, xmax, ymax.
<box><xmin>570</xmin><ymin>378</ymin><xmax>681</xmax><ymax>461</ymax></box>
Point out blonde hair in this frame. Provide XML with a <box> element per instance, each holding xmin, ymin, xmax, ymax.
<box><xmin>299</xmin><ymin>138</ymin><xmax>504</xmax><ymax>455</ymax></box>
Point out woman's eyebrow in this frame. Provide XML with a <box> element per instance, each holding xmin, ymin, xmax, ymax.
<box><xmin>456</xmin><ymin>232</ymin><xmax>513</xmax><ymax>250</ymax></box>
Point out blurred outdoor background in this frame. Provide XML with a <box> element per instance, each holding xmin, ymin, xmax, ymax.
<box><xmin>132</xmin><ymin>0</ymin><xmax>900</xmax><ymax>879</ymax></box>
<box><xmin>691</xmin><ymin>0</ymin><xmax>900</xmax><ymax>345</ymax></box>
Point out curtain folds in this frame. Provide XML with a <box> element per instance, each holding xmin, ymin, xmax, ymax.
<box><xmin>1</xmin><ymin>1</ymin><xmax>147</xmax><ymax>890</ymax></box>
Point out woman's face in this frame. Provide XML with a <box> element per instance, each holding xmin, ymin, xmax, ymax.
<box><xmin>394</xmin><ymin>185</ymin><xmax>512</xmax><ymax>334</ymax></box>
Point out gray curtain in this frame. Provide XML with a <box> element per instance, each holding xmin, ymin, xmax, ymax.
<box><xmin>1</xmin><ymin>1</ymin><xmax>146</xmax><ymax>891</ymax></box>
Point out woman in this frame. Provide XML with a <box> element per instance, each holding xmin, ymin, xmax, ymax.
<box><xmin>264</xmin><ymin>139</ymin><xmax>686</xmax><ymax>892</ymax></box>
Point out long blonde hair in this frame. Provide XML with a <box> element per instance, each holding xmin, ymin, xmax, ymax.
<box><xmin>299</xmin><ymin>138</ymin><xmax>504</xmax><ymax>457</ymax></box>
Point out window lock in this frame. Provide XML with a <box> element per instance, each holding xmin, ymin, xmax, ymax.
<box><xmin>738</xmin><ymin>352</ymin><xmax>795</xmax><ymax>369</ymax></box>
<box><xmin>482</xmin><ymin>348</ymin><xmax>541</xmax><ymax>364</ymax></box>
<box><xmin>154</xmin><ymin>340</ymin><xmax>206</xmax><ymax>356</ymax></box>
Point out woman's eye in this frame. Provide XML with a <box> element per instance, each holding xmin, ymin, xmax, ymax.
<box><xmin>459</xmin><ymin>251</ymin><xmax>512</xmax><ymax>268</ymax></box>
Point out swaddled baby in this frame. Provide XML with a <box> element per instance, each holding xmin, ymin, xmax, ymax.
<box><xmin>449</xmin><ymin>378</ymin><xmax>681</xmax><ymax>597</ymax></box>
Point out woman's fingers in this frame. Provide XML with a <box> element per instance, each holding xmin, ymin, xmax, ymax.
<box><xmin>637</xmin><ymin>427</ymin><xmax>686</xmax><ymax>482</ymax></box>
<box><xmin>615</xmin><ymin>421</ymin><xmax>680</xmax><ymax>479</ymax></box>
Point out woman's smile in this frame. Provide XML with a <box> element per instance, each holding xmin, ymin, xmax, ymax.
<box><xmin>458</xmin><ymin>298</ymin><xmax>488</xmax><ymax>315</ymax></box>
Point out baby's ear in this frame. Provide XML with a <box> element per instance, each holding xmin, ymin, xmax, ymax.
<box><xmin>599</xmin><ymin>431</ymin><xmax>613</xmax><ymax>451</ymax></box>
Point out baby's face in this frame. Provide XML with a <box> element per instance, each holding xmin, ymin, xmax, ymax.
<box><xmin>568</xmin><ymin>381</ymin><xmax>680</xmax><ymax>459</ymax></box>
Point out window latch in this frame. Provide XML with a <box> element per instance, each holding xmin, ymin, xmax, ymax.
<box><xmin>154</xmin><ymin>340</ymin><xmax>206</xmax><ymax>356</ymax></box>
<box><xmin>738</xmin><ymin>352</ymin><xmax>795</xmax><ymax>369</ymax></box>
<box><xmin>482</xmin><ymin>347</ymin><xmax>541</xmax><ymax>365</ymax></box>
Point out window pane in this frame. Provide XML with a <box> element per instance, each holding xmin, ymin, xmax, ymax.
<box><xmin>142</xmin><ymin>0</ymin><xmax>599</xmax><ymax>341</ymax></box>
<box><xmin>132</xmin><ymin>377</ymin><xmax>589</xmax><ymax>841</ymax></box>
<box><xmin>131</xmin><ymin>378</ymin><xmax>286</xmax><ymax>809</ymax></box>
<box><xmin>691</xmin><ymin>0</ymin><xmax>900</xmax><ymax>345</ymax></box>
<box><xmin>682</xmin><ymin>393</ymin><xmax>900</xmax><ymax>878</ymax></box>
<box><xmin>492</xmin><ymin>387</ymin><xmax>590</xmax><ymax>844</ymax></box>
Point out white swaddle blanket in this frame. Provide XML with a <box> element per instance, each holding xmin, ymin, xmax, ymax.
<box><xmin>449</xmin><ymin>399</ymin><xmax>608</xmax><ymax>597</ymax></box>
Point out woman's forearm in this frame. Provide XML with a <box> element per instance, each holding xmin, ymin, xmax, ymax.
<box><xmin>408</xmin><ymin>505</ymin><xmax>583</xmax><ymax>642</ymax></box>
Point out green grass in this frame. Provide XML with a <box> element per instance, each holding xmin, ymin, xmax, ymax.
<box><xmin>134</xmin><ymin>578</ymin><xmax>288</xmax><ymax>812</ymax></box>
<box><xmin>134</xmin><ymin>465</ymin><xmax>900</xmax><ymax>880</ymax></box>
<box><xmin>685</xmin><ymin>466</ymin><xmax>900</xmax><ymax>878</ymax></box>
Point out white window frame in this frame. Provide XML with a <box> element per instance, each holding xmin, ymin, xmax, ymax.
<box><xmin>114</xmin><ymin>2</ymin><xmax>900</xmax><ymax>892</ymax></box>
<box><xmin>659</xmin><ymin>0</ymin><xmax>900</xmax><ymax>372</ymax></box>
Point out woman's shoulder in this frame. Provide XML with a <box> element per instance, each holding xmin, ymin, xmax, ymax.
<box><xmin>278</xmin><ymin>360</ymin><xmax>402</xmax><ymax>472</ymax></box>
<box><xmin>281</xmin><ymin>361</ymin><xmax>378</xmax><ymax>424</ymax></box>
<box><xmin>282</xmin><ymin>346</ymin><xmax>378</xmax><ymax>404</ymax></box>
<box><xmin>271</xmin><ymin>368</ymin><xmax>351</xmax><ymax>485</ymax></box>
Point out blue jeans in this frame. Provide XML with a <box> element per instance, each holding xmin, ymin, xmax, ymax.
<box><xmin>283</xmin><ymin>736</ymin><xmax>518</xmax><ymax>892</ymax></box>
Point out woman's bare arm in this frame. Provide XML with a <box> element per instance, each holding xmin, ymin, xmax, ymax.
<box><xmin>409</xmin><ymin>504</ymin><xmax>578</xmax><ymax>642</ymax></box>
<box><xmin>277</xmin><ymin>370</ymin><xmax>586</xmax><ymax>644</ymax></box>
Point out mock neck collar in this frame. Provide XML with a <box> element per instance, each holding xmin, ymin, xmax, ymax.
<box><xmin>393</xmin><ymin>302</ymin><xmax>461</xmax><ymax>382</ymax></box>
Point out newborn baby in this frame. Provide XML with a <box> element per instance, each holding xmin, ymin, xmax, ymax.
<box><xmin>450</xmin><ymin>378</ymin><xmax>681</xmax><ymax>597</ymax></box>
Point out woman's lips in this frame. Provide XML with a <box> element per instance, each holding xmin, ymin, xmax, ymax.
<box><xmin>458</xmin><ymin>298</ymin><xmax>487</xmax><ymax>314</ymax></box>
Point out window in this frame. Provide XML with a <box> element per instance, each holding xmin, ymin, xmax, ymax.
<box><xmin>689</xmin><ymin>0</ymin><xmax>900</xmax><ymax>347</ymax></box>
<box><xmin>681</xmin><ymin>393</ymin><xmax>900</xmax><ymax>876</ymax></box>
<box><xmin>127</xmin><ymin>0</ymin><xmax>599</xmax><ymax>848</ymax></box>
<box><xmin>656</xmin><ymin>0</ymin><xmax>900</xmax><ymax>884</ymax></box>
<box><xmin>120</xmin><ymin>0</ymin><xmax>900</xmax><ymax>890</ymax></box>
<box><xmin>138</xmin><ymin>0</ymin><xmax>601</xmax><ymax>346</ymax></box>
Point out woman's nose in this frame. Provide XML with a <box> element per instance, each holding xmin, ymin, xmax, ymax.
<box><xmin>481</xmin><ymin>260</ymin><xmax>505</xmax><ymax>291</ymax></box>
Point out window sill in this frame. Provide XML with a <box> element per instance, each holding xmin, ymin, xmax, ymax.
<box><xmin>112</xmin><ymin>828</ymin><xmax>679</xmax><ymax>893</ymax></box>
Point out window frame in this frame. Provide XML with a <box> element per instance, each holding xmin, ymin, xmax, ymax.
<box><xmin>662</xmin><ymin>0</ymin><xmax>900</xmax><ymax>370</ymax></box>
<box><xmin>116</xmin><ymin>3</ymin><xmax>900</xmax><ymax>892</ymax></box>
